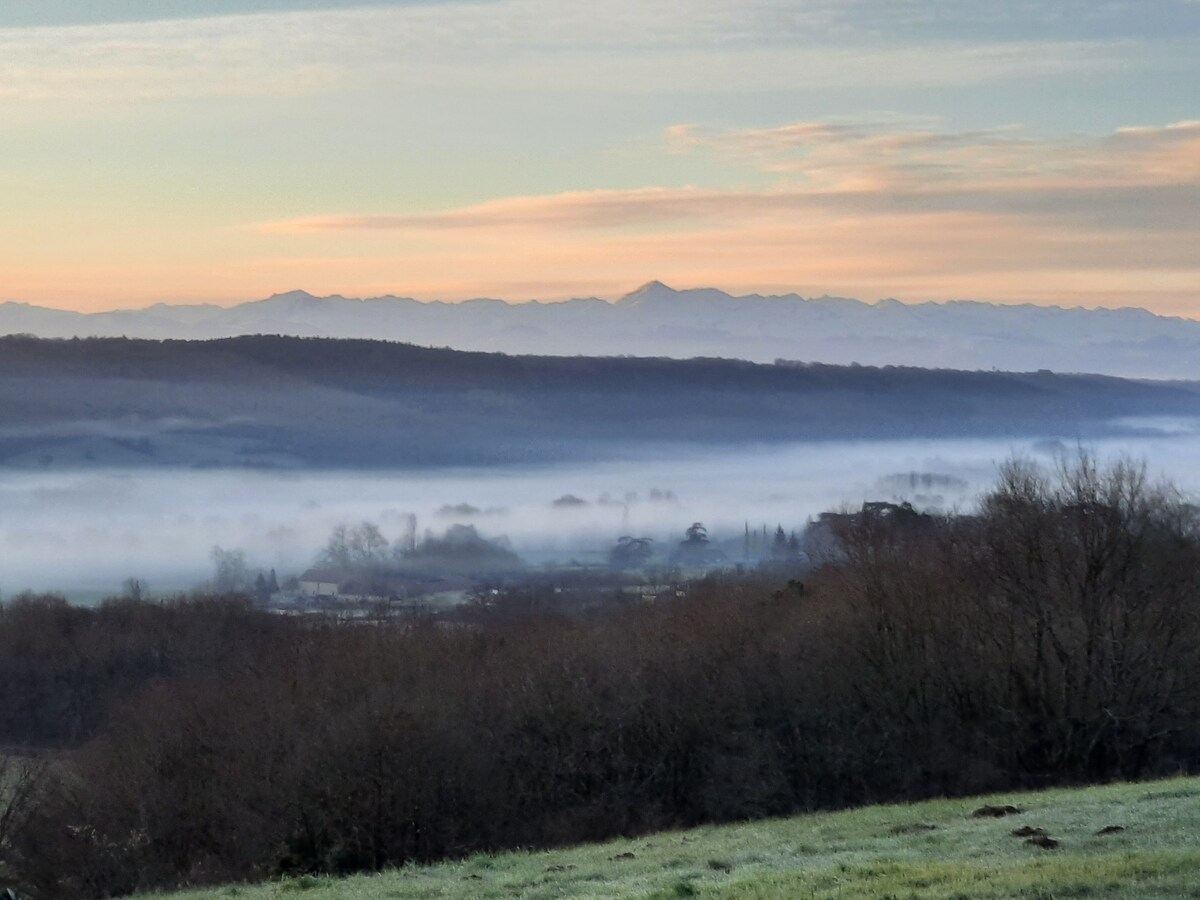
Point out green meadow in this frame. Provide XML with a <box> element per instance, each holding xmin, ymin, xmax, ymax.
<box><xmin>144</xmin><ymin>776</ymin><xmax>1200</xmax><ymax>900</ymax></box>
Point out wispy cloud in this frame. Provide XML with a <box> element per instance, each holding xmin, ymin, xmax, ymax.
<box><xmin>670</xmin><ymin>119</ymin><xmax>1200</xmax><ymax>193</ymax></box>
<box><xmin>255</xmin><ymin>188</ymin><xmax>808</xmax><ymax>233</ymax></box>
<box><xmin>0</xmin><ymin>1</ymin><xmax>1137</xmax><ymax>109</ymax></box>
<box><xmin>260</xmin><ymin>121</ymin><xmax>1200</xmax><ymax>234</ymax></box>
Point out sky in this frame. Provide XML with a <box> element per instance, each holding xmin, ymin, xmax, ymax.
<box><xmin>1</xmin><ymin>0</ymin><xmax>1198</xmax><ymax>314</ymax></box>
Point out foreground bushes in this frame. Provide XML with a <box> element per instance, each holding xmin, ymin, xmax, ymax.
<box><xmin>4</xmin><ymin>455</ymin><xmax>1200</xmax><ymax>898</ymax></box>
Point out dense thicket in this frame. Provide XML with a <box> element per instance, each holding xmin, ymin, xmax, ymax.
<box><xmin>3</xmin><ymin>456</ymin><xmax>1199</xmax><ymax>899</ymax></box>
<box><xmin>0</xmin><ymin>595</ymin><xmax>285</xmax><ymax>746</ymax></box>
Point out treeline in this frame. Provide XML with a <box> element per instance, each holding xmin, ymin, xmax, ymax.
<box><xmin>4</xmin><ymin>455</ymin><xmax>1200</xmax><ymax>898</ymax></box>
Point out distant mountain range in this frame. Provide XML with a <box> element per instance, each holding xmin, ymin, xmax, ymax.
<box><xmin>2</xmin><ymin>283</ymin><xmax>1199</xmax><ymax>379</ymax></box>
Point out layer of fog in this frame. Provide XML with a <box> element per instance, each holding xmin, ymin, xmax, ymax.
<box><xmin>4</xmin><ymin>419</ymin><xmax>1200</xmax><ymax>602</ymax></box>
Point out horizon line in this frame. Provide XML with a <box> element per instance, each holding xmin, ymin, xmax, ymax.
<box><xmin>4</xmin><ymin>282</ymin><xmax>1196</xmax><ymax>322</ymax></box>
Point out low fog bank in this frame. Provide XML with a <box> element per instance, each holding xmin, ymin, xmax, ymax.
<box><xmin>4</xmin><ymin>421</ymin><xmax>1200</xmax><ymax>601</ymax></box>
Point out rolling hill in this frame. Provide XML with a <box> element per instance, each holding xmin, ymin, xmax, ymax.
<box><xmin>0</xmin><ymin>334</ymin><xmax>1197</xmax><ymax>470</ymax></box>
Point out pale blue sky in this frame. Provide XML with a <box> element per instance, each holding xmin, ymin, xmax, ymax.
<box><xmin>4</xmin><ymin>0</ymin><xmax>1196</xmax><ymax>39</ymax></box>
<box><xmin>1</xmin><ymin>0</ymin><xmax>1197</xmax><ymax>312</ymax></box>
<box><xmin>0</xmin><ymin>1</ymin><xmax>451</xmax><ymax>27</ymax></box>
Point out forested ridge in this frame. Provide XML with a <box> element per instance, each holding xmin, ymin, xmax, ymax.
<box><xmin>1</xmin><ymin>335</ymin><xmax>1197</xmax><ymax>470</ymax></box>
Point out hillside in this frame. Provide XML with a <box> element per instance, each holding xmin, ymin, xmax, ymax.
<box><xmin>1</xmin><ymin>335</ymin><xmax>1198</xmax><ymax>471</ymax></box>
<box><xmin>4</xmin><ymin>283</ymin><xmax>1200</xmax><ymax>378</ymax></box>
<box><xmin>143</xmin><ymin>776</ymin><xmax>1200</xmax><ymax>900</ymax></box>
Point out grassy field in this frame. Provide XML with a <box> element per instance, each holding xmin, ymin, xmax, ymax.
<box><xmin>143</xmin><ymin>776</ymin><xmax>1200</xmax><ymax>900</ymax></box>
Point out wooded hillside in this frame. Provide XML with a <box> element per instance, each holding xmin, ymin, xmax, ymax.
<box><xmin>1</xmin><ymin>335</ymin><xmax>1196</xmax><ymax>469</ymax></box>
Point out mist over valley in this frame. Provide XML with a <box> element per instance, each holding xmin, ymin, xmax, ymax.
<box><xmin>2</xmin><ymin>334</ymin><xmax>1199</xmax><ymax>599</ymax></box>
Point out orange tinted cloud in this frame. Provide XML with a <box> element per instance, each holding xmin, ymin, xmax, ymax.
<box><xmin>669</xmin><ymin>119</ymin><xmax>1200</xmax><ymax>191</ymax></box>
<box><xmin>261</xmin><ymin>120</ymin><xmax>1200</xmax><ymax>232</ymax></box>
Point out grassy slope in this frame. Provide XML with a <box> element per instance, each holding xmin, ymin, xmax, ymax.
<box><xmin>144</xmin><ymin>777</ymin><xmax>1200</xmax><ymax>900</ymax></box>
